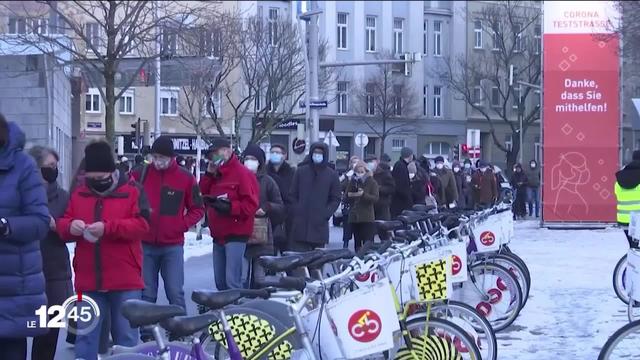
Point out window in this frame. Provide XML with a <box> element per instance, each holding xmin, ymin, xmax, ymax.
<box><xmin>204</xmin><ymin>91</ymin><xmax>222</xmax><ymax>117</ymax></box>
<box><xmin>119</xmin><ymin>89</ymin><xmax>134</xmax><ymax>114</ymax></box>
<box><xmin>505</xmin><ymin>134</ymin><xmax>513</xmax><ymax>151</ymax></box>
<box><xmin>160</xmin><ymin>88</ymin><xmax>179</xmax><ymax>116</ymax></box>
<box><xmin>266</xmin><ymin>90</ymin><xmax>275</xmax><ymax>111</ymax></box>
<box><xmin>365</xmin><ymin>83</ymin><xmax>375</xmax><ymax>115</ymax></box>
<box><xmin>433</xmin><ymin>21</ymin><xmax>442</xmax><ymax>56</ymax></box>
<box><xmin>513</xmin><ymin>23</ymin><xmax>523</xmax><ymax>52</ymax></box>
<box><xmin>268</xmin><ymin>8</ymin><xmax>278</xmax><ymax>46</ymax></box>
<box><xmin>513</xmin><ymin>86</ymin><xmax>522</xmax><ymax>109</ymax></box>
<box><xmin>473</xmin><ymin>83</ymin><xmax>483</xmax><ymax>106</ymax></box>
<box><xmin>423</xmin><ymin>85</ymin><xmax>427</xmax><ymax>116</ymax></box>
<box><xmin>393</xmin><ymin>18</ymin><xmax>404</xmax><ymax>54</ymax></box>
<box><xmin>393</xmin><ymin>86</ymin><xmax>402</xmax><ymax>116</ymax></box>
<box><xmin>32</xmin><ymin>18</ymin><xmax>48</xmax><ymax>34</ymax></box>
<box><xmin>492</xmin><ymin>23</ymin><xmax>501</xmax><ymax>51</ymax></box>
<box><xmin>365</xmin><ymin>16</ymin><xmax>376</xmax><ymax>52</ymax></box>
<box><xmin>534</xmin><ymin>136</ymin><xmax>541</xmax><ymax>163</ymax></box>
<box><xmin>8</xmin><ymin>17</ymin><xmax>26</xmax><ymax>34</ymax></box>
<box><xmin>392</xmin><ymin>139</ymin><xmax>406</xmax><ymax>151</ymax></box>
<box><xmin>85</xmin><ymin>22</ymin><xmax>101</xmax><ymax>49</ymax></box>
<box><xmin>200</xmin><ymin>29</ymin><xmax>221</xmax><ymax>58</ymax></box>
<box><xmin>491</xmin><ymin>87</ymin><xmax>501</xmax><ymax>107</ymax></box>
<box><xmin>474</xmin><ymin>20</ymin><xmax>483</xmax><ymax>49</ymax></box>
<box><xmin>161</xmin><ymin>26</ymin><xmax>177</xmax><ymax>55</ymax></box>
<box><xmin>426</xmin><ymin>142</ymin><xmax>451</xmax><ymax>156</ymax></box>
<box><xmin>337</xmin><ymin>13</ymin><xmax>348</xmax><ymax>50</ymax></box>
<box><xmin>433</xmin><ymin>86</ymin><xmax>442</xmax><ymax>117</ymax></box>
<box><xmin>85</xmin><ymin>88</ymin><xmax>101</xmax><ymax>113</ymax></box>
<box><xmin>534</xmin><ymin>24</ymin><xmax>541</xmax><ymax>54</ymax></box>
<box><xmin>423</xmin><ymin>20</ymin><xmax>428</xmax><ymax>54</ymax></box>
<box><xmin>337</xmin><ymin>81</ymin><xmax>348</xmax><ymax>114</ymax></box>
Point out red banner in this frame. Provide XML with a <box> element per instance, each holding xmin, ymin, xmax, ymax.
<box><xmin>542</xmin><ymin>2</ymin><xmax>619</xmax><ymax>223</ymax></box>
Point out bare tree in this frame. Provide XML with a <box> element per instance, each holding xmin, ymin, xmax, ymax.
<box><xmin>356</xmin><ymin>51</ymin><xmax>419</xmax><ymax>155</ymax></box>
<box><xmin>177</xmin><ymin>10</ymin><xmax>242</xmax><ymax>143</ymax></box>
<box><xmin>439</xmin><ymin>1</ymin><xmax>541</xmax><ymax>171</ymax></box>
<box><xmin>1</xmin><ymin>1</ymin><xmax>213</xmax><ymax>145</ymax></box>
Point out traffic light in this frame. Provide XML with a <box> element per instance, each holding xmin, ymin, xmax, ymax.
<box><xmin>131</xmin><ymin>117</ymin><xmax>142</xmax><ymax>151</ymax></box>
<box><xmin>453</xmin><ymin>144</ymin><xmax>460</xmax><ymax>160</ymax></box>
<box><xmin>461</xmin><ymin>144</ymin><xmax>469</xmax><ymax>155</ymax></box>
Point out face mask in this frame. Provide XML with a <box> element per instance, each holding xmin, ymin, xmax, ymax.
<box><xmin>87</xmin><ymin>175</ymin><xmax>114</xmax><ymax>193</ymax></box>
<box><xmin>409</xmin><ymin>173</ymin><xmax>416</xmax><ymax>179</ymax></box>
<box><xmin>179</xmin><ymin>161</ymin><xmax>186</xmax><ymax>166</ymax></box>
<box><xmin>312</xmin><ymin>153</ymin><xmax>324</xmax><ymax>164</ymax></box>
<box><xmin>436</xmin><ymin>163</ymin><xmax>444</xmax><ymax>170</ymax></box>
<box><xmin>270</xmin><ymin>153</ymin><xmax>283</xmax><ymax>164</ymax></box>
<box><xmin>211</xmin><ymin>154</ymin><xmax>224</xmax><ymax>166</ymax></box>
<box><xmin>367</xmin><ymin>162</ymin><xmax>377</xmax><ymax>171</ymax></box>
<box><xmin>244</xmin><ymin>159</ymin><xmax>259</xmax><ymax>172</ymax></box>
<box><xmin>530</xmin><ymin>163</ymin><xmax>536</xmax><ymax>168</ymax></box>
<box><xmin>480</xmin><ymin>167</ymin><xmax>488</xmax><ymax>173</ymax></box>
<box><xmin>41</xmin><ymin>167</ymin><xmax>59</xmax><ymax>184</ymax></box>
<box><xmin>464</xmin><ymin>163</ymin><xmax>471</xmax><ymax>169</ymax></box>
<box><xmin>153</xmin><ymin>157</ymin><xmax>171</xmax><ymax>170</ymax></box>
<box><xmin>355</xmin><ymin>172</ymin><xmax>366</xmax><ymax>179</ymax></box>
<box><xmin>453</xmin><ymin>167</ymin><xmax>460</xmax><ymax>173</ymax></box>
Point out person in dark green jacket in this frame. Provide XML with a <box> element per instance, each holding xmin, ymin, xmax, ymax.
<box><xmin>526</xmin><ymin>160</ymin><xmax>541</xmax><ymax>217</ymax></box>
<box><xmin>346</xmin><ymin>161</ymin><xmax>379</xmax><ymax>251</ymax></box>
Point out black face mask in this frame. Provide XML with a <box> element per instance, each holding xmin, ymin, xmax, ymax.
<box><xmin>86</xmin><ymin>175</ymin><xmax>114</xmax><ymax>193</ymax></box>
<box><xmin>41</xmin><ymin>167</ymin><xmax>58</xmax><ymax>184</ymax></box>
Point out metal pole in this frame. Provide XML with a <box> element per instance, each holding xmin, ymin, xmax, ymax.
<box><xmin>308</xmin><ymin>0</ymin><xmax>320</xmax><ymax>143</ymax></box>
<box><xmin>299</xmin><ymin>18</ymin><xmax>311</xmax><ymax>149</ymax></box>
<box><xmin>154</xmin><ymin>1</ymin><xmax>162</xmax><ymax>139</ymax></box>
<box><xmin>519</xmin><ymin>101</ymin><xmax>524</xmax><ymax>164</ymax></box>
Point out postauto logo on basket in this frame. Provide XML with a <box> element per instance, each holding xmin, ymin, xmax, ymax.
<box><xmin>348</xmin><ymin>309</ymin><xmax>382</xmax><ymax>342</ymax></box>
<box><xmin>480</xmin><ymin>231</ymin><xmax>496</xmax><ymax>246</ymax></box>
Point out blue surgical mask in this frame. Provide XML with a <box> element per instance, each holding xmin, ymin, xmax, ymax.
<box><xmin>270</xmin><ymin>153</ymin><xmax>284</xmax><ymax>164</ymax></box>
<box><xmin>312</xmin><ymin>153</ymin><xmax>324</xmax><ymax>164</ymax></box>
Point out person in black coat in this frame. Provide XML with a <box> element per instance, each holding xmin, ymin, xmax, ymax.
<box><xmin>28</xmin><ymin>146</ymin><xmax>73</xmax><ymax>360</ymax></box>
<box><xmin>408</xmin><ymin>161</ymin><xmax>428</xmax><ymax>205</ymax></box>
<box><xmin>266</xmin><ymin>144</ymin><xmax>296</xmax><ymax>254</ymax></box>
<box><xmin>289</xmin><ymin>142</ymin><xmax>341</xmax><ymax>251</ymax></box>
<box><xmin>511</xmin><ymin>163</ymin><xmax>529</xmax><ymax>219</ymax></box>
<box><xmin>366</xmin><ymin>155</ymin><xmax>395</xmax><ymax>221</ymax></box>
<box><xmin>390</xmin><ymin>147</ymin><xmax>415</xmax><ymax>217</ymax></box>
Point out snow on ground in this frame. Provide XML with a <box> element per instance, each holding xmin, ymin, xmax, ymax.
<box><xmin>499</xmin><ymin>220</ymin><xmax>630</xmax><ymax>359</ymax></box>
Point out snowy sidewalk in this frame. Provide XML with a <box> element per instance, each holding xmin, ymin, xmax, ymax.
<box><xmin>500</xmin><ymin>220</ymin><xmax>629</xmax><ymax>359</ymax></box>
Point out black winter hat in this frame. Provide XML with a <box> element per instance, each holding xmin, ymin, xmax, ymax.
<box><xmin>84</xmin><ymin>141</ymin><xmax>116</xmax><ymax>173</ymax></box>
<box><xmin>434</xmin><ymin>156</ymin><xmax>445</xmax><ymax>164</ymax></box>
<box><xmin>380</xmin><ymin>153</ymin><xmax>391</xmax><ymax>163</ymax></box>
<box><xmin>209</xmin><ymin>138</ymin><xmax>231</xmax><ymax>152</ymax></box>
<box><xmin>243</xmin><ymin>143</ymin><xmax>266</xmax><ymax>167</ymax></box>
<box><xmin>151</xmin><ymin>136</ymin><xmax>175</xmax><ymax>157</ymax></box>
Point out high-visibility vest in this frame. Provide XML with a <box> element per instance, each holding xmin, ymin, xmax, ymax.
<box><xmin>614</xmin><ymin>182</ymin><xmax>640</xmax><ymax>224</ymax></box>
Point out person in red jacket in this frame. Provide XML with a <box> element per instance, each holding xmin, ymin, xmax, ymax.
<box><xmin>130</xmin><ymin>136</ymin><xmax>204</xmax><ymax>319</ymax></box>
<box><xmin>57</xmin><ymin>141</ymin><xmax>150</xmax><ymax>360</ymax></box>
<box><xmin>199</xmin><ymin>139</ymin><xmax>259</xmax><ymax>290</ymax></box>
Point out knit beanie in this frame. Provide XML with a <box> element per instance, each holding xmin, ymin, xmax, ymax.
<box><xmin>151</xmin><ymin>136</ymin><xmax>175</xmax><ymax>157</ymax></box>
<box><xmin>400</xmin><ymin>147</ymin><xmax>413</xmax><ymax>159</ymax></box>
<box><xmin>242</xmin><ymin>143</ymin><xmax>266</xmax><ymax>167</ymax></box>
<box><xmin>84</xmin><ymin>141</ymin><xmax>116</xmax><ymax>173</ymax></box>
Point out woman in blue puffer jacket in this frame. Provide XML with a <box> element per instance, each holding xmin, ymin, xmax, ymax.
<box><xmin>0</xmin><ymin>113</ymin><xmax>50</xmax><ymax>360</ymax></box>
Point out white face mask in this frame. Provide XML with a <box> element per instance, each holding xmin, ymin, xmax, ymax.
<box><xmin>464</xmin><ymin>163</ymin><xmax>471</xmax><ymax>169</ymax></box>
<box><xmin>409</xmin><ymin>173</ymin><xmax>416</xmax><ymax>179</ymax></box>
<box><xmin>453</xmin><ymin>167</ymin><xmax>460</xmax><ymax>173</ymax></box>
<box><xmin>436</xmin><ymin>163</ymin><xmax>444</xmax><ymax>170</ymax></box>
<box><xmin>367</xmin><ymin>162</ymin><xmax>377</xmax><ymax>172</ymax></box>
<box><xmin>480</xmin><ymin>167</ymin><xmax>488</xmax><ymax>173</ymax></box>
<box><xmin>244</xmin><ymin>159</ymin><xmax>259</xmax><ymax>172</ymax></box>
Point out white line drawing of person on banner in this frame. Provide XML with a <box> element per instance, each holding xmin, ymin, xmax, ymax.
<box><xmin>551</xmin><ymin>152</ymin><xmax>591</xmax><ymax>217</ymax></box>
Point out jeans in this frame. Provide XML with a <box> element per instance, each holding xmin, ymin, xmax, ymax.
<box><xmin>526</xmin><ymin>187</ymin><xmax>540</xmax><ymax>217</ymax></box>
<box><xmin>75</xmin><ymin>290</ymin><xmax>142</xmax><ymax>360</ymax></box>
<box><xmin>142</xmin><ymin>244</ymin><xmax>186</xmax><ymax>309</ymax></box>
<box><xmin>213</xmin><ymin>241</ymin><xmax>247</xmax><ymax>290</ymax></box>
<box><xmin>0</xmin><ymin>338</ymin><xmax>26</xmax><ymax>360</ymax></box>
<box><xmin>351</xmin><ymin>222</ymin><xmax>375</xmax><ymax>252</ymax></box>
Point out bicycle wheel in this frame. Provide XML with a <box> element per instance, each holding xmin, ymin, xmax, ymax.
<box><xmin>198</xmin><ymin>306</ymin><xmax>299</xmax><ymax>360</ymax></box>
<box><xmin>102</xmin><ymin>355</ymin><xmax>156</xmax><ymax>360</ymax></box>
<box><xmin>455</xmin><ymin>262</ymin><xmax>523</xmax><ymax>332</ymax></box>
<box><xmin>395</xmin><ymin>317</ymin><xmax>483</xmax><ymax>360</ymax></box>
<box><xmin>497</xmin><ymin>249</ymin><xmax>531</xmax><ymax>286</ymax></box>
<box><xmin>612</xmin><ymin>254</ymin><xmax>635</xmax><ymax>305</ymax></box>
<box><xmin>598</xmin><ymin>319</ymin><xmax>640</xmax><ymax>359</ymax></box>
<box><xmin>112</xmin><ymin>342</ymin><xmax>211</xmax><ymax>359</ymax></box>
<box><xmin>477</xmin><ymin>254</ymin><xmax>530</xmax><ymax>308</ymax></box>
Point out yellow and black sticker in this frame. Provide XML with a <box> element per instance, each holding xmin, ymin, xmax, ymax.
<box><xmin>208</xmin><ymin>313</ymin><xmax>293</xmax><ymax>359</ymax></box>
<box><xmin>414</xmin><ymin>258</ymin><xmax>448</xmax><ymax>301</ymax></box>
<box><xmin>395</xmin><ymin>335</ymin><xmax>462</xmax><ymax>360</ymax></box>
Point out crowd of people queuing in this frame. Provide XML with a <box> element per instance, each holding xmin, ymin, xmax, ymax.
<box><xmin>0</xmin><ymin>113</ymin><xmax>541</xmax><ymax>360</ymax></box>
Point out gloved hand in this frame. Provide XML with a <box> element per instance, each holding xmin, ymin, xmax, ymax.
<box><xmin>0</xmin><ymin>218</ymin><xmax>9</xmax><ymax>237</ymax></box>
<box><xmin>211</xmin><ymin>197</ymin><xmax>232</xmax><ymax>215</ymax></box>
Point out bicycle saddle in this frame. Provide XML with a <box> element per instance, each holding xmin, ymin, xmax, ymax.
<box><xmin>259</xmin><ymin>255</ymin><xmax>304</xmax><ymax>272</ymax></box>
<box><xmin>308</xmin><ymin>248</ymin><xmax>355</xmax><ymax>269</ymax></box>
<box><xmin>121</xmin><ymin>300</ymin><xmax>186</xmax><ymax>327</ymax></box>
<box><xmin>192</xmin><ymin>288</ymin><xmax>271</xmax><ymax>310</ymax></box>
<box><xmin>160</xmin><ymin>313</ymin><xmax>219</xmax><ymax>338</ymax></box>
<box><xmin>412</xmin><ymin>204</ymin><xmax>436</xmax><ymax>213</ymax></box>
<box><xmin>375</xmin><ymin>220</ymin><xmax>404</xmax><ymax>232</ymax></box>
<box><xmin>395</xmin><ymin>229</ymin><xmax>422</xmax><ymax>242</ymax></box>
<box><xmin>254</xmin><ymin>276</ymin><xmax>307</xmax><ymax>291</ymax></box>
<box><xmin>397</xmin><ymin>213</ymin><xmax>425</xmax><ymax>225</ymax></box>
